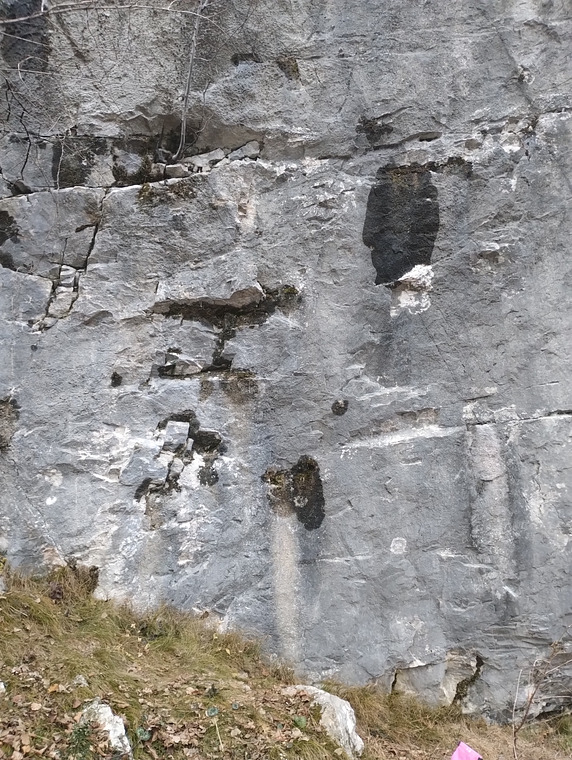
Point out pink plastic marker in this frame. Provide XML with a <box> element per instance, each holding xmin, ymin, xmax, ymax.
<box><xmin>451</xmin><ymin>742</ymin><xmax>482</xmax><ymax>760</ymax></box>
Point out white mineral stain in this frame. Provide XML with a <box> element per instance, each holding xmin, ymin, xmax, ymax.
<box><xmin>390</xmin><ymin>537</ymin><xmax>407</xmax><ymax>554</ymax></box>
<box><xmin>390</xmin><ymin>265</ymin><xmax>435</xmax><ymax>317</ymax></box>
<box><xmin>271</xmin><ymin>515</ymin><xmax>301</xmax><ymax>664</ymax></box>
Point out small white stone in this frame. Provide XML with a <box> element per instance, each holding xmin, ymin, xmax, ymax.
<box><xmin>390</xmin><ymin>537</ymin><xmax>407</xmax><ymax>554</ymax></box>
<box><xmin>187</xmin><ymin>148</ymin><xmax>226</xmax><ymax>172</ymax></box>
<box><xmin>0</xmin><ymin>681</ymin><xmax>6</xmax><ymax>694</ymax></box>
<box><xmin>229</xmin><ymin>141</ymin><xmax>261</xmax><ymax>160</ymax></box>
<box><xmin>59</xmin><ymin>266</ymin><xmax>77</xmax><ymax>288</ymax></box>
<box><xmin>72</xmin><ymin>674</ymin><xmax>89</xmax><ymax>688</ymax></box>
<box><xmin>81</xmin><ymin>699</ymin><xmax>132</xmax><ymax>757</ymax></box>
<box><xmin>169</xmin><ymin>457</ymin><xmax>185</xmax><ymax>478</ymax></box>
<box><xmin>151</xmin><ymin>163</ymin><xmax>166</xmax><ymax>178</ymax></box>
<box><xmin>165</xmin><ymin>164</ymin><xmax>189</xmax><ymax>178</ymax></box>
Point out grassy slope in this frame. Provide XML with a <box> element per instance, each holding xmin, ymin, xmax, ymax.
<box><xmin>0</xmin><ymin>566</ymin><xmax>570</xmax><ymax>760</ymax></box>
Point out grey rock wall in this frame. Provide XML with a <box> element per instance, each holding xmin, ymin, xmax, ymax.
<box><xmin>1</xmin><ymin>0</ymin><xmax>571</xmax><ymax>720</ymax></box>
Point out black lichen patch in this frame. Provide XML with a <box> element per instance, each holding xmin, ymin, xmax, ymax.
<box><xmin>262</xmin><ymin>456</ymin><xmax>325</xmax><ymax>531</ymax></box>
<box><xmin>198</xmin><ymin>464</ymin><xmax>219</xmax><ymax>487</ymax></box>
<box><xmin>276</xmin><ymin>56</ymin><xmax>300</xmax><ymax>80</ymax></box>
<box><xmin>0</xmin><ymin>210</ymin><xmax>20</xmax><ymax>250</ymax></box>
<box><xmin>137</xmin><ymin>177</ymin><xmax>200</xmax><ymax>206</ymax></box>
<box><xmin>363</xmin><ymin>163</ymin><xmax>440</xmax><ymax>285</ymax></box>
<box><xmin>331</xmin><ymin>399</ymin><xmax>349</xmax><ymax>416</ymax></box>
<box><xmin>0</xmin><ymin>397</ymin><xmax>19</xmax><ymax>449</ymax></box>
<box><xmin>1</xmin><ymin>0</ymin><xmax>50</xmax><ymax>72</ymax></box>
<box><xmin>220</xmin><ymin>370</ymin><xmax>259</xmax><ymax>403</ymax></box>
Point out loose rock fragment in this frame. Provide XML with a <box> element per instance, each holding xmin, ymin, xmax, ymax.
<box><xmin>81</xmin><ymin>698</ymin><xmax>132</xmax><ymax>757</ymax></box>
<box><xmin>282</xmin><ymin>685</ymin><xmax>364</xmax><ymax>757</ymax></box>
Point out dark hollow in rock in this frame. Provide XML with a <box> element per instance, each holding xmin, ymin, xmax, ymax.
<box><xmin>0</xmin><ymin>250</ymin><xmax>16</xmax><ymax>269</ymax></box>
<box><xmin>454</xmin><ymin>654</ymin><xmax>485</xmax><ymax>704</ymax></box>
<box><xmin>193</xmin><ymin>429</ymin><xmax>224</xmax><ymax>486</ymax></box>
<box><xmin>363</xmin><ymin>164</ymin><xmax>440</xmax><ymax>284</ymax></box>
<box><xmin>153</xmin><ymin>285</ymin><xmax>300</xmax><ymax>329</ymax></box>
<box><xmin>356</xmin><ymin>116</ymin><xmax>394</xmax><ymax>147</ymax></box>
<box><xmin>331</xmin><ymin>399</ymin><xmax>349</xmax><ymax>416</ymax></box>
<box><xmin>231</xmin><ymin>52</ymin><xmax>262</xmax><ymax>65</ymax></box>
<box><xmin>262</xmin><ymin>455</ymin><xmax>325</xmax><ymax>531</ymax></box>
<box><xmin>0</xmin><ymin>397</ymin><xmax>19</xmax><ymax>449</ymax></box>
<box><xmin>110</xmin><ymin>372</ymin><xmax>123</xmax><ymax>387</ymax></box>
<box><xmin>192</xmin><ymin>429</ymin><xmax>223</xmax><ymax>455</ymax></box>
<box><xmin>0</xmin><ymin>210</ymin><xmax>20</xmax><ymax>249</ymax></box>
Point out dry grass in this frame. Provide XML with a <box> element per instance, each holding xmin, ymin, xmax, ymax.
<box><xmin>0</xmin><ymin>565</ymin><xmax>570</xmax><ymax>760</ymax></box>
<box><xmin>324</xmin><ymin>682</ymin><xmax>572</xmax><ymax>760</ymax></box>
<box><xmin>0</xmin><ymin>566</ymin><xmax>340</xmax><ymax>760</ymax></box>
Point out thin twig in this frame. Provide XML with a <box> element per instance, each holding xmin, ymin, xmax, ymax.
<box><xmin>172</xmin><ymin>0</ymin><xmax>210</xmax><ymax>161</ymax></box>
<box><xmin>0</xmin><ymin>3</ymin><xmax>205</xmax><ymax>25</ymax></box>
<box><xmin>213</xmin><ymin>719</ymin><xmax>224</xmax><ymax>751</ymax></box>
<box><xmin>512</xmin><ymin>668</ymin><xmax>523</xmax><ymax>760</ymax></box>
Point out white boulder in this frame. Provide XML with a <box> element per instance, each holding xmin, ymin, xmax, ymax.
<box><xmin>283</xmin><ymin>685</ymin><xmax>364</xmax><ymax>757</ymax></box>
<box><xmin>81</xmin><ymin>698</ymin><xmax>132</xmax><ymax>757</ymax></box>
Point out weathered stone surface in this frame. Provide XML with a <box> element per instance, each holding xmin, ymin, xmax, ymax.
<box><xmin>229</xmin><ymin>141</ymin><xmax>261</xmax><ymax>161</ymax></box>
<box><xmin>0</xmin><ymin>0</ymin><xmax>571</xmax><ymax>721</ymax></box>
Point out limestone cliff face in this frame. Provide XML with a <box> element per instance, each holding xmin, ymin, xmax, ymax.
<box><xmin>1</xmin><ymin>0</ymin><xmax>571</xmax><ymax>719</ymax></box>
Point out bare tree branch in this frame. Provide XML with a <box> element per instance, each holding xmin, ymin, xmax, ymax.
<box><xmin>172</xmin><ymin>0</ymin><xmax>210</xmax><ymax>161</ymax></box>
